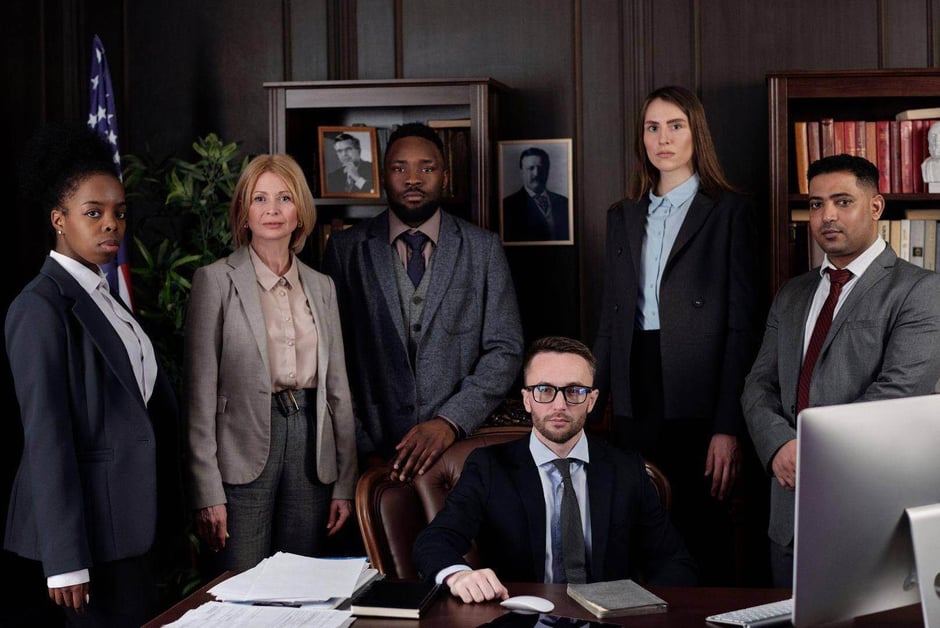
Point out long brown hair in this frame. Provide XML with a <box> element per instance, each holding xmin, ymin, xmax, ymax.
<box><xmin>628</xmin><ymin>85</ymin><xmax>734</xmax><ymax>202</ymax></box>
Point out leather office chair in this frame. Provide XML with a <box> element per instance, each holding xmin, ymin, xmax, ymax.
<box><xmin>354</xmin><ymin>425</ymin><xmax>672</xmax><ymax>578</ymax></box>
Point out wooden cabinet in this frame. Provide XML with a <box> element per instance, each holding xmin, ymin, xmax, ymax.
<box><xmin>767</xmin><ymin>69</ymin><xmax>940</xmax><ymax>292</ymax></box>
<box><xmin>264</xmin><ymin>78</ymin><xmax>505</xmax><ymax>257</ymax></box>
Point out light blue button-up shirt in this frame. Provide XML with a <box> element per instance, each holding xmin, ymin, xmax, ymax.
<box><xmin>636</xmin><ymin>174</ymin><xmax>700</xmax><ymax>330</ymax></box>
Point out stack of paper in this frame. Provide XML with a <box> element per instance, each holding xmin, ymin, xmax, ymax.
<box><xmin>209</xmin><ymin>552</ymin><xmax>378</xmax><ymax>607</ymax></box>
<box><xmin>164</xmin><ymin>602</ymin><xmax>353</xmax><ymax>627</ymax></box>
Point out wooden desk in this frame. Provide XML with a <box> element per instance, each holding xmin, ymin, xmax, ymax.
<box><xmin>144</xmin><ymin>577</ymin><xmax>923</xmax><ymax>627</ymax></box>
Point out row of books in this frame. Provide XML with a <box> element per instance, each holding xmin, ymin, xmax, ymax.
<box><xmin>792</xmin><ymin>210</ymin><xmax>940</xmax><ymax>272</ymax></box>
<box><xmin>793</xmin><ymin>117</ymin><xmax>938</xmax><ymax>195</ymax></box>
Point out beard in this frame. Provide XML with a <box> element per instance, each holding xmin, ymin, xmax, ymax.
<box><xmin>389</xmin><ymin>197</ymin><xmax>440</xmax><ymax>227</ymax></box>
<box><xmin>533</xmin><ymin>411</ymin><xmax>585</xmax><ymax>445</ymax></box>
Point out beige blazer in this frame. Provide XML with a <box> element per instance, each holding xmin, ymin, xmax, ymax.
<box><xmin>185</xmin><ymin>246</ymin><xmax>356</xmax><ymax>510</ymax></box>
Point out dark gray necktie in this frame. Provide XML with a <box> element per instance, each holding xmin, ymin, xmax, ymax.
<box><xmin>399</xmin><ymin>231</ymin><xmax>429</xmax><ymax>287</ymax></box>
<box><xmin>551</xmin><ymin>458</ymin><xmax>587</xmax><ymax>583</ymax></box>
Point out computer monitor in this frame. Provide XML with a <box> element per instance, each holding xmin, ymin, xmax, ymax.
<box><xmin>793</xmin><ymin>394</ymin><xmax>940</xmax><ymax>627</ymax></box>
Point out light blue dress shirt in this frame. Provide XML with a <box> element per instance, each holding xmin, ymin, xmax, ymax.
<box><xmin>636</xmin><ymin>173</ymin><xmax>700</xmax><ymax>330</ymax></box>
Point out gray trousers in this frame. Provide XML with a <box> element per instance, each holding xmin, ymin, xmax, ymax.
<box><xmin>214</xmin><ymin>388</ymin><xmax>332</xmax><ymax>572</ymax></box>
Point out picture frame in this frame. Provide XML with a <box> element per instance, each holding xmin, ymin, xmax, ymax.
<box><xmin>498</xmin><ymin>139</ymin><xmax>574</xmax><ymax>245</ymax></box>
<box><xmin>318</xmin><ymin>126</ymin><xmax>381</xmax><ymax>199</ymax></box>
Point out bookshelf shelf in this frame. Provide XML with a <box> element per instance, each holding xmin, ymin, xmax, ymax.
<box><xmin>768</xmin><ymin>69</ymin><xmax>940</xmax><ymax>290</ymax></box>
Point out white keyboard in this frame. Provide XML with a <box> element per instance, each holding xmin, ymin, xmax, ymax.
<box><xmin>706</xmin><ymin>598</ymin><xmax>793</xmax><ymax>627</ymax></box>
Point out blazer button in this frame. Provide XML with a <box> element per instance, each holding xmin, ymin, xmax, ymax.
<box><xmin>617</xmin><ymin>247</ymin><xmax>623</xmax><ymax>256</ymax></box>
<box><xmin>412</xmin><ymin>296</ymin><xmax>423</xmax><ymax>305</ymax></box>
<box><xmin>412</xmin><ymin>323</ymin><xmax>422</xmax><ymax>332</ymax></box>
<box><xmin>613</xmin><ymin>304</ymin><xmax>620</xmax><ymax>313</ymax></box>
<box><xmin>693</xmin><ymin>299</ymin><xmax>705</xmax><ymax>308</ymax></box>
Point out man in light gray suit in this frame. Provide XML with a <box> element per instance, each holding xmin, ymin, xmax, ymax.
<box><xmin>743</xmin><ymin>154</ymin><xmax>940</xmax><ymax>587</ymax></box>
<box><xmin>323</xmin><ymin>123</ymin><xmax>523</xmax><ymax>482</ymax></box>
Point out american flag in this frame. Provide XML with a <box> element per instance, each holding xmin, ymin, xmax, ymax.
<box><xmin>88</xmin><ymin>34</ymin><xmax>134</xmax><ymax>310</ymax></box>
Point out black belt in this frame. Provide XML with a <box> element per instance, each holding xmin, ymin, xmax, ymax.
<box><xmin>272</xmin><ymin>388</ymin><xmax>316</xmax><ymax>417</ymax></box>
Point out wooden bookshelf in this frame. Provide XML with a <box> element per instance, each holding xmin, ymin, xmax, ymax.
<box><xmin>767</xmin><ymin>69</ymin><xmax>940</xmax><ymax>292</ymax></box>
<box><xmin>264</xmin><ymin>78</ymin><xmax>505</xmax><ymax>265</ymax></box>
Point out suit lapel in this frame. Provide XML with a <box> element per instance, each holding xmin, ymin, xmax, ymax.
<box><xmin>781</xmin><ymin>274</ymin><xmax>820</xmax><ymax>403</ymax></box>
<box><xmin>364</xmin><ymin>213</ymin><xmax>408</xmax><ymax>350</ymax></box>
<box><xmin>227</xmin><ymin>247</ymin><xmax>272</xmax><ymax>376</ymax></box>
<box><xmin>665</xmin><ymin>191</ymin><xmax>714</xmax><ymax>271</ymax></box>
<box><xmin>624</xmin><ymin>200</ymin><xmax>646</xmax><ymax>278</ymax></box>
<box><xmin>585</xmin><ymin>438</ymin><xmax>612</xmax><ymax>581</ymax></box>
<box><xmin>823</xmin><ymin>246</ymin><xmax>893</xmax><ymax>353</ymax></box>
<box><xmin>42</xmin><ymin>259</ymin><xmax>146</xmax><ymax>411</ymax></box>
<box><xmin>298</xmin><ymin>262</ymin><xmax>329</xmax><ymax>385</ymax></box>
<box><xmin>507</xmin><ymin>439</ymin><xmax>549</xmax><ymax>583</ymax></box>
<box><xmin>422</xmin><ymin>211</ymin><xmax>459</xmax><ymax>329</ymax></box>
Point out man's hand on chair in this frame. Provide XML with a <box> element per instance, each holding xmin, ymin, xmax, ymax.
<box><xmin>390</xmin><ymin>417</ymin><xmax>457</xmax><ymax>482</ymax></box>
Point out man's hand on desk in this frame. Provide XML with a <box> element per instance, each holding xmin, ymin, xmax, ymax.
<box><xmin>195</xmin><ymin>504</ymin><xmax>228</xmax><ymax>551</ymax></box>
<box><xmin>444</xmin><ymin>568</ymin><xmax>509</xmax><ymax>603</ymax></box>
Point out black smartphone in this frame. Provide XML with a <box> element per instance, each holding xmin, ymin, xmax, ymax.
<box><xmin>478</xmin><ymin>612</ymin><xmax>622</xmax><ymax>628</ymax></box>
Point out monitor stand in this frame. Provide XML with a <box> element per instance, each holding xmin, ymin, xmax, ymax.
<box><xmin>906</xmin><ymin>503</ymin><xmax>940</xmax><ymax>627</ymax></box>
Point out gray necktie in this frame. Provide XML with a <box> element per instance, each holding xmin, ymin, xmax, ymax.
<box><xmin>551</xmin><ymin>458</ymin><xmax>587</xmax><ymax>583</ymax></box>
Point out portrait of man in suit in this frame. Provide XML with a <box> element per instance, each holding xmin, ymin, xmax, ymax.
<box><xmin>501</xmin><ymin>143</ymin><xmax>572</xmax><ymax>244</ymax></box>
<box><xmin>413</xmin><ymin>336</ymin><xmax>695</xmax><ymax>603</ymax></box>
<box><xmin>322</xmin><ymin>122</ymin><xmax>523</xmax><ymax>483</ymax></box>
<box><xmin>743</xmin><ymin>154</ymin><xmax>940</xmax><ymax>588</ymax></box>
<box><xmin>322</xmin><ymin>130</ymin><xmax>377</xmax><ymax>196</ymax></box>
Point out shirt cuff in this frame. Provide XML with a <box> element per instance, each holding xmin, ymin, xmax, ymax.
<box><xmin>436</xmin><ymin>415</ymin><xmax>463</xmax><ymax>440</ymax></box>
<box><xmin>48</xmin><ymin>569</ymin><xmax>90</xmax><ymax>589</ymax></box>
<box><xmin>436</xmin><ymin>564</ymin><xmax>472</xmax><ymax>585</ymax></box>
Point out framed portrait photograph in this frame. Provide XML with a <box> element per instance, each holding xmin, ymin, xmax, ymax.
<box><xmin>498</xmin><ymin>138</ymin><xmax>574</xmax><ymax>246</ymax></box>
<box><xmin>318</xmin><ymin>126</ymin><xmax>381</xmax><ymax>199</ymax></box>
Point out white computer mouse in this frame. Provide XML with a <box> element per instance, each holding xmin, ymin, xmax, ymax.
<box><xmin>499</xmin><ymin>595</ymin><xmax>555</xmax><ymax>614</ymax></box>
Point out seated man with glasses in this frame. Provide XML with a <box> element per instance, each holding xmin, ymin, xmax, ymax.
<box><xmin>413</xmin><ymin>336</ymin><xmax>696</xmax><ymax>603</ymax></box>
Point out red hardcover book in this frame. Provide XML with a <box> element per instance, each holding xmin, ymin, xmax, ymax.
<box><xmin>913</xmin><ymin>120</ymin><xmax>927</xmax><ymax>193</ymax></box>
<box><xmin>807</xmin><ymin>121</ymin><xmax>821</xmax><ymax>165</ymax></box>
<box><xmin>855</xmin><ymin>120</ymin><xmax>867</xmax><ymax>160</ymax></box>
<box><xmin>866</xmin><ymin>122</ymin><xmax>878</xmax><ymax>169</ymax></box>
<box><xmin>876</xmin><ymin>121</ymin><xmax>891</xmax><ymax>192</ymax></box>
<box><xmin>834</xmin><ymin>121</ymin><xmax>845</xmax><ymax>154</ymax></box>
<box><xmin>843</xmin><ymin>121</ymin><xmax>856</xmax><ymax>156</ymax></box>
<box><xmin>889</xmin><ymin>120</ymin><xmax>901</xmax><ymax>193</ymax></box>
<box><xmin>821</xmin><ymin>118</ymin><xmax>836</xmax><ymax>157</ymax></box>
<box><xmin>794</xmin><ymin>122</ymin><xmax>809</xmax><ymax>194</ymax></box>
<box><xmin>900</xmin><ymin>120</ymin><xmax>914</xmax><ymax>193</ymax></box>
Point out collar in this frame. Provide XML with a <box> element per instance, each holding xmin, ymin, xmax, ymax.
<box><xmin>248</xmin><ymin>245</ymin><xmax>299</xmax><ymax>290</ymax></box>
<box><xmin>529</xmin><ymin>430</ymin><xmax>591</xmax><ymax>467</ymax></box>
<box><xmin>820</xmin><ymin>237</ymin><xmax>886</xmax><ymax>278</ymax></box>
<box><xmin>647</xmin><ymin>173</ymin><xmax>700</xmax><ymax>213</ymax></box>
<box><xmin>49</xmin><ymin>250</ymin><xmax>107</xmax><ymax>296</ymax></box>
<box><xmin>387</xmin><ymin>207</ymin><xmax>442</xmax><ymax>245</ymax></box>
<box><xmin>524</xmin><ymin>186</ymin><xmax>547</xmax><ymax>200</ymax></box>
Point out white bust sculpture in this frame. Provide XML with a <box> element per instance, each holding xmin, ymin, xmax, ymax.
<box><xmin>921</xmin><ymin>121</ymin><xmax>940</xmax><ymax>193</ymax></box>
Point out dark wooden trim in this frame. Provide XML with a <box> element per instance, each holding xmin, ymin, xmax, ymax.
<box><xmin>282</xmin><ymin>0</ymin><xmax>292</xmax><ymax>80</ymax></box>
<box><xmin>877</xmin><ymin>0</ymin><xmax>887</xmax><ymax>68</ymax></box>
<box><xmin>692</xmin><ymin>0</ymin><xmax>702</xmax><ymax>90</ymax></box>
<box><xmin>394</xmin><ymin>0</ymin><xmax>403</xmax><ymax>78</ymax></box>
<box><xmin>327</xmin><ymin>0</ymin><xmax>357</xmax><ymax>80</ymax></box>
<box><xmin>930</xmin><ymin>0</ymin><xmax>939</xmax><ymax>66</ymax></box>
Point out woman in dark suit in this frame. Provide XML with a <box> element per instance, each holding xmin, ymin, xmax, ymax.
<box><xmin>5</xmin><ymin>122</ymin><xmax>174</xmax><ymax>626</ymax></box>
<box><xmin>185</xmin><ymin>154</ymin><xmax>357</xmax><ymax>572</ymax></box>
<box><xmin>593</xmin><ymin>86</ymin><xmax>760</xmax><ymax>585</ymax></box>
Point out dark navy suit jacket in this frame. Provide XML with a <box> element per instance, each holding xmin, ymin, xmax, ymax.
<box><xmin>4</xmin><ymin>257</ymin><xmax>176</xmax><ymax>577</ymax></box>
<box><xmin>413</xmin><ymin>435</ymin><xmax>696</xmax><ymax>585</ymax></box>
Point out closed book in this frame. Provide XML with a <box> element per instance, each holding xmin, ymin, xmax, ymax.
<box><xmin>896</xmin><ymin>106</ymin><xmax>940</xmax><ymax>121</ymax></box>
<box><xmin>567</xmin><ymin>579</ymin><xmax>668</xmax><ymax>618</ymax></box>
<box><xmin>807</xmin><ymin>121</ymin><xmax>821</xmax><ymax>165</ymax></box>
<box><xmin>821</xmin><ymin>118</ymin><xmax>836</xmax><ymax>157</ymax></box>
<box><xmin>910</xmin><ymin>219</ymin><xmax>926</xmax><ymax>267</ymax></box>
<box><xmin>794</xmin><ymin>122</ymin><xmax>809</xmax><ymax>194</ymax></box>
<box><xmin>843</xmin><ymin>120</ymin><xmax>856</xmax><ymax>156</ymax></box>
<box><xmin>855</xmin><ymin>120</ymin><xmax>867</xmax><ymax>159</ymax></box>
<box><xmin>900</xmin><ymin>120</ymin><xmax>914</xmax><ymax>193</ymax></box>
<box><xmin>924</xmin><ymin>220</ymin><xmax>937</xmax><ymax>271</ymax></box>
<box><xmin>890</xmin><ymin>121</ymin><xmax>901</xmax><ymax>194</ymax></box>
<box><xmin>899</xmin><ymin>219</ymin><xmax>911</xmax><ymax>261</ymax></box>
<box><xmin>833</xmin><ymin>121</ymin><xmax>845</xmax><ymax>154</ymax></box>
<box><xmin>878</xmin><ymin>220</ymin><xmax>891</xmax><ymax>244</ymax></box>
<box><xmin>905</xmin><ymin>209</ymin><xmax>940</xmax><ymax>219</ymax></box>
<box><xmin>913</xmin><ymin>120</ymin><xmax>927</xmax><ymax>193</ymax></box>
<box><xmin>890</xmin><ymin>220</ymin><xmax>903</xmax><ymax>257</ymax></box>
<box><xmin>876</xmin><ymin>121</ymin><xmax>891</xmax><ymax>192</ymax></box>
<box><xmin>349</xmin><ymin>580</ymin><xmax>439</xmax><ymax>619</ymax></box>
<box><xmin>866</xmin><ymin>121</ymin><xmax>878</xmax><ymax>169</ymax></box>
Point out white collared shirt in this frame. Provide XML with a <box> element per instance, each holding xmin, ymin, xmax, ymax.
<box><xmin>49</xmin><ymin>251</ymin><xmax>157</xmax><ymax>402</ymax></box>
<box><xmin>802</xmin><ymin>237</ymin><xmax>886</xmax><ymax>358</ymax></box>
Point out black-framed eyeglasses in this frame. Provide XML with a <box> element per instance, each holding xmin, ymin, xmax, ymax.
<box><xmin>523</xmin><ymin>384</ymin><xmax>595</xmax><ymax>405</ymax></box>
